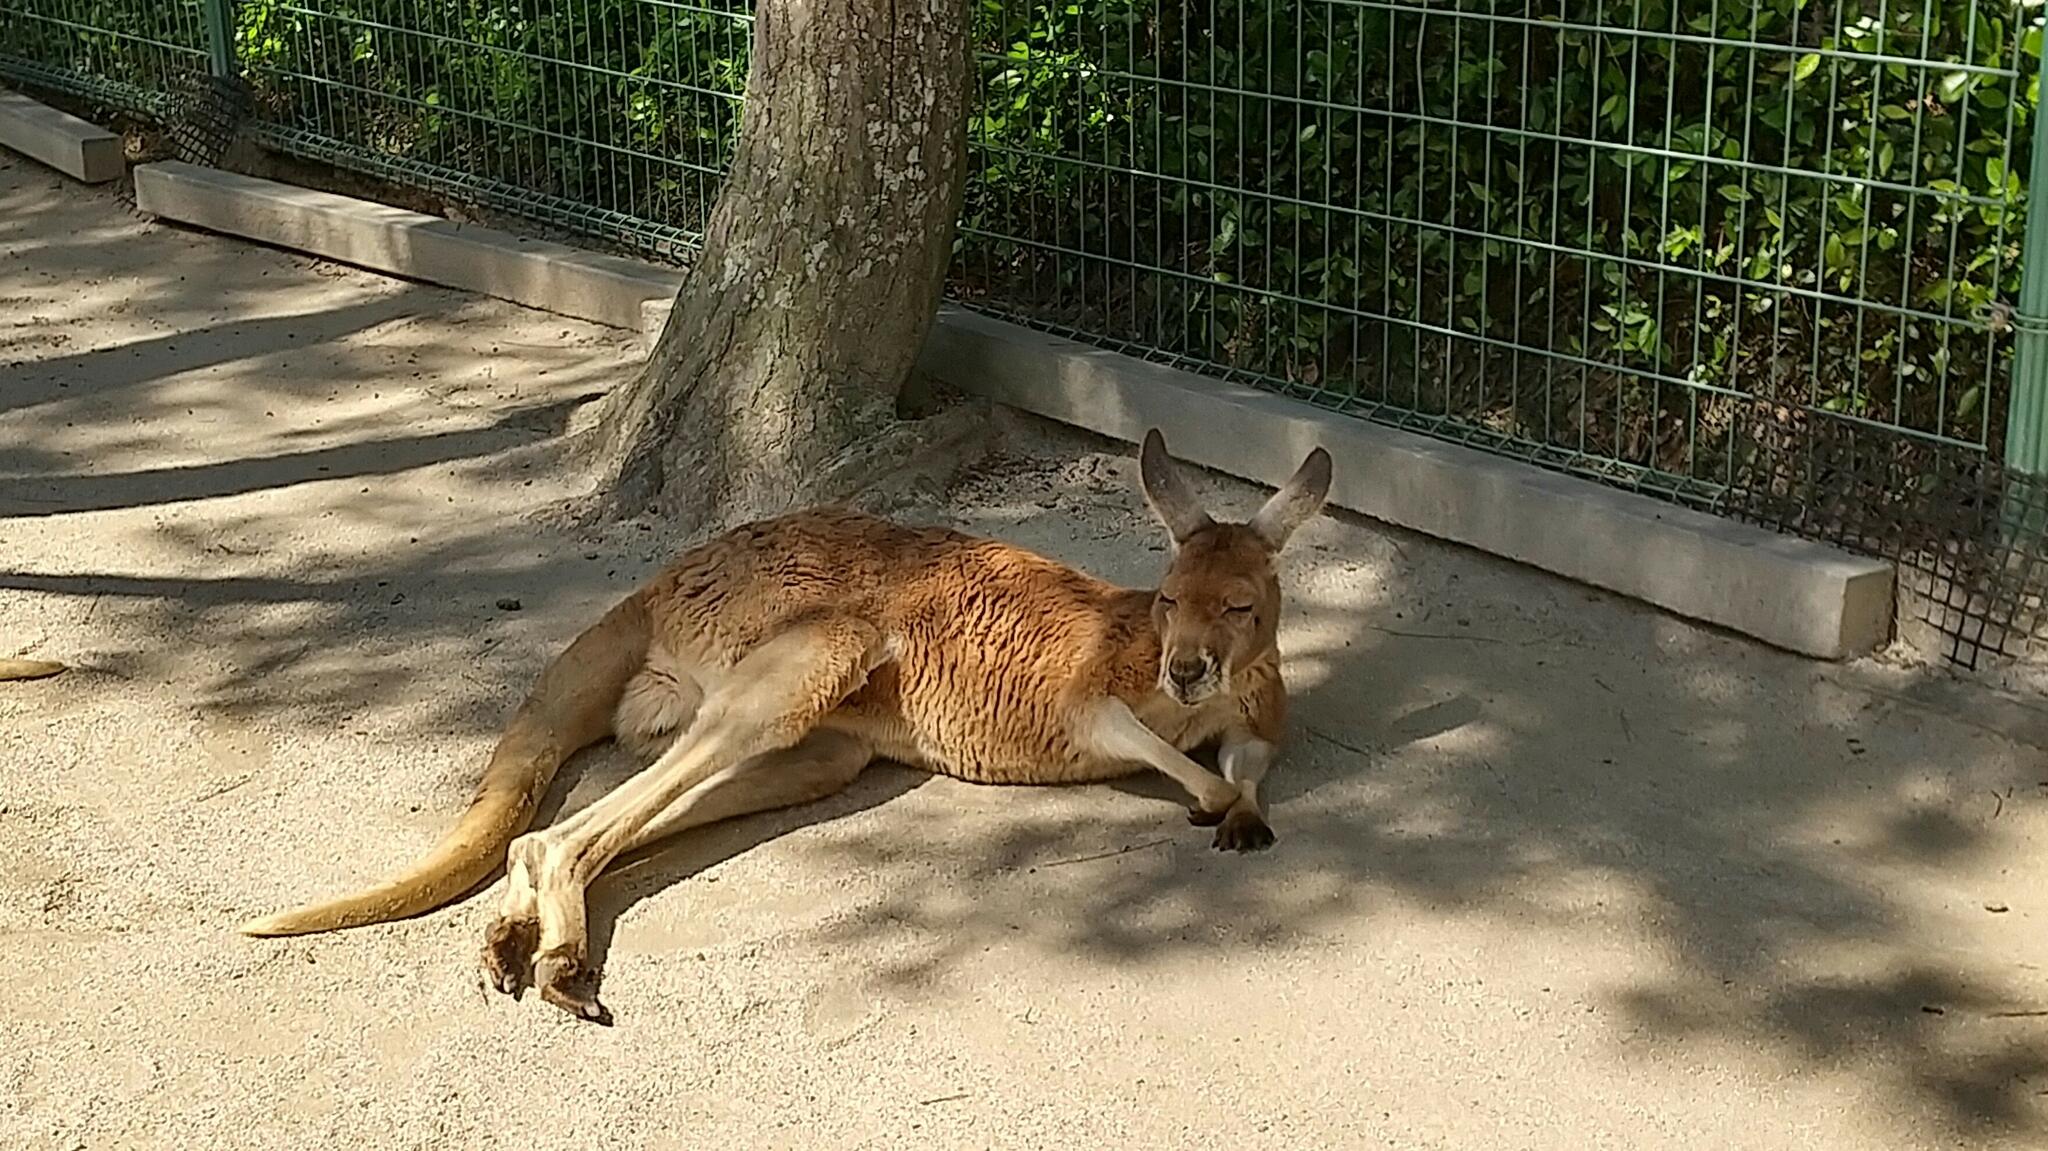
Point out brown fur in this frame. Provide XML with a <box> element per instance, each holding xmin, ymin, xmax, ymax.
<box><xmin>619</xmin><ymin>509</ymin><xmax>1273</xmax><ymax>785</ymax></box>
<box><xmin>239</xmin><ymin>429</ymin><xmax>1331</xmax><ymax>1021</ymax></box>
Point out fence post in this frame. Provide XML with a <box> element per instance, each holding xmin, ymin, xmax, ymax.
<box><xmin>200</xmin><ymin>0</ymin><xmax>235</xmax><ymax>78</ymax></box>
<box><xmin>2005</xmin><ymin>34</ymin><xmax>2048</xmax><ymax>481</ymax></box>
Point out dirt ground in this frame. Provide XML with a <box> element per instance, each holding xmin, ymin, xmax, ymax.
<box><xmin>1</xmin><ymin>152</ymin><xmax>2045</xmax><ymax>1150</ymax></box>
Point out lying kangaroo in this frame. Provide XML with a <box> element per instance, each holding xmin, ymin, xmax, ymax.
<box><xmin>241</xmin><ymin>429</ymin><xmax>1332</xmax><ymax>1023</ymax></box>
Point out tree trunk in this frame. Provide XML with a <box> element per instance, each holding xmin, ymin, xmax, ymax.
<box><xmin>586</xmin><ymin>0</ymin><xmax>971</xmax><ymax>529</ymax></box>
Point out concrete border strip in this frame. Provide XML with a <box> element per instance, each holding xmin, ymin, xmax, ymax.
<box><xmin>918</xmin><ymin>307</ymin><xmax>1894</xmax><ymax>659</ymax></box>
<box><xmin>132</xmin><ymin>160</ymin><xmax>684</xmax><ymax>331</ymax></box>
<box><xmin>123</xmin><ymin>158</ymin><xmax>1894</xmax><ymax>658</ymax></box>
<box><xmin>0</xmin><ymin>88</ymin><xmax>123</xmax><ymax>184</ymax></box>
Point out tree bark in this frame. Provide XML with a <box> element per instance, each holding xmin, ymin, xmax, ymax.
<box><xmin>586</xmin><ymin>0</ymin><xmax>971</xmax><ymax>530</ymax></box>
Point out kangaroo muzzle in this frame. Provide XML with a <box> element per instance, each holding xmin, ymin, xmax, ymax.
<box><xmin>1161</xmin><ymin>651</ymin><xmax>1222</xmax><ymax>704</ymax></box>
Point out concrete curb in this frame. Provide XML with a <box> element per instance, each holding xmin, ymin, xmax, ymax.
<box><xmin>120</xmin><ymin>158</ymin><xmax>1895</xmax><ymax>658</ymax></box>
<box><xmin>918</xmin><ymin>308</ymin><xmax>1895</xmax><ymax>659</ymax></box>
<box><xmin>0</xmin><ymin>88</ymin><xmax>123</xmax><ymax>184</ymax></box>
<box><xmin>132</xmin><ymin>161</ymin><xmax>684</xmax><ymax>332</ymax></box>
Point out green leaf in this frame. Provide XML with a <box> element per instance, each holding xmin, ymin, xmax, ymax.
<box><xmin>1973</xmin><ymin>12</ymin><xmax>2001</xmax><ymax>64</ymax></box>
<box><xmin>1793</xmin><ymin>54</ymin><xmax>1821</xmax><ymax>84</ymax></box>
<box><xmin>1212</xmin><ymin>213</ymin><xmax>1238</xmax><ymax>254</ymax></box>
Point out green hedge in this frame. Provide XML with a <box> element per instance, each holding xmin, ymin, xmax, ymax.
<box><xmin>7</xmin><ymin>0</ymin><xmax>2034</xmax><ymax>480</ymax></box>
<box><xmin>0</xmin><ymin>0</ymin><xmax>209</xmax><ymax>111</ymax></box>
<box><xmin>958</xmin><ymin>0</ymin><xmax>2035</xmax><ymax>479</ymax></box>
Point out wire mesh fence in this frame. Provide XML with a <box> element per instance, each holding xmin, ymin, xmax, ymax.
<box><xmin>0</xmin><ymin>0</ymin><xmax>210</xmax><ymax>116</ymax></box>
<box><xmin>959</xmin><ymin>0</ymin><xmax>2038</xmax><ymax>510</ymax></box>
<box><xmin>4</xmin><ymin>0</ymin><xmax>2048</xmax><ymax>666</ymax></box>
<box><xmin>228</xmin><ymin>0</ymin><xmax>748</xmax><ymax>260</ymax></box>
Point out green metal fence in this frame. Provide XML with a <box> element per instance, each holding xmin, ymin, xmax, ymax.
<box><xmin>0</xmin><ymin>0</ymin><xmax>2041</xmax><ymax>507</ymax></box>
<box><xmin>951</xmin><ymin>0</ymin><xmax>2037</xmax><ymax>505</ymax></box>
<box><xmin>229</xmin><ymin>0</ymin><xmax>748</xmax><ymax>260</ymax></box>
<box><xmin>0</xmin><ymin>0</ymin><xmax>210</xmax><ymax>116</ymax></box>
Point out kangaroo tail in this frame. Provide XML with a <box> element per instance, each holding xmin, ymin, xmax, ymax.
<box><xmin>0</xmin><ymin>657</ymin><xmax>66</xmax><ymax>681</ymax></box>
<box><xmin>237</xmin><ymin>594</ymin><xmax>651</xmax><ymax>936</ymax></box>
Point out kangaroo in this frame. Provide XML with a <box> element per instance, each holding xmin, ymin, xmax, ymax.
<box><xmin>239</xmin><ymin>428</ymin><xmax>1332</xmax><ymax>1023</ymax></box>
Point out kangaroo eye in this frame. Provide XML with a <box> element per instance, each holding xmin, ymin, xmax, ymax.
<box><xmin>1225</xmin><ymin>603</ymin><xmax>1253</xmax><ymax>615</ymax></box>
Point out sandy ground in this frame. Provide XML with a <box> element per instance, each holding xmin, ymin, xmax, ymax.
<box><xmin>1</xmin><ymin>152</ymin><xmax>2045</xmax><ymax>1150</ymax></box>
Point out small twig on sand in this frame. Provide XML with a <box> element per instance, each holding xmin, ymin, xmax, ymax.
<box><xmin>1363</xmin><ymin>623</ymin><xmax>1504</xmax><ymax>645</ymax></box>
<box><xmin>190</xmin><ymin>774</ymin><xmax>254</xmax><ymax>804</ymax></box>
<box><xmin>1362</xmin><ymin>622</ymin><xmax>1588</xmax><ymax>651</ymax></box>
<box><xmin>918</xmin><ymin>1093</ymin><xmax>971</xmax><ymax>1106</ymax></box>
<box><xmin>1038</xmin><ymin>837</ymin><xmax>1171</xmax><ymax>869</ymax></box>
<box><xmin>1305</xmin><ymin>726</ymin><xmax>1374</xmax><ymax>758</ymax></box>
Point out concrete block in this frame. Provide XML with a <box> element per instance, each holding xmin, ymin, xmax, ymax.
<box><xmin>116</xmin><ymin>159</ymin><xmax>1895</xmax><ymax>656</ymax></box>
<box><xmin>639</xmin><ymin>294</ymin><xmax>677</xmax><ymax>347</ymax></box>
<box><xmin>918</xmin><ymin>306</ymin><xmax>1895</xmax><ymax>659</ymax></box>
<box><xmin>0</xmin><ymin>88</ymin><xmax>123</xmax><ymax>183</ymax></box>
<box><xmin>132</xmin><ymin>161</ymin><xmax>685</xmax><ymax>330</ymax></box>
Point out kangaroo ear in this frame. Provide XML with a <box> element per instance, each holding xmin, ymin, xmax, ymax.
<box><xmin>1248</xmin><ymin>445</ymin><xmax>1332</xmax><ymax>550</ymax></box>
<box><xmin>1139</xmin><ymin>428</ymin><xmax>1213</xmax><ymax>544</ymax></box>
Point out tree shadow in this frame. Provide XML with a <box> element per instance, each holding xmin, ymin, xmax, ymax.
<box><xmin>0</xmin><ymin>392</ymin><xmax>599</xmax><ymax>515</ymax></box>
<box><xmin>577</xmin><ymin>765</ymin><xmax>934</xmax><ymax>978</ymax></box>
<box><xmin>0</xmin><ymin>296</ymin><xmax>434</xmax><ymax>423</ymax></box>
<box><xmin>690</xmin><ymin>453</ymin><xmax>2045</xmax><ymax>1141</ymax></box>
<box><xmin>404</xmin><ymin>445</ymin><xmax>2043</xmax><ymax>1140</ymax></box>
<box><xmin>5</xmin><ymin>155</ymin><xmax>2043</xmax><ymax>1144</ymax></box>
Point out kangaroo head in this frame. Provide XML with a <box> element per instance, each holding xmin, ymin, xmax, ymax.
<box><xmin>1138</xmin><ymin>428</ymin><xmax>1332</xmax><ymax>706</ymax></box>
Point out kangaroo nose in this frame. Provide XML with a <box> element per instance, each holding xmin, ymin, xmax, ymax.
<box><xmin>1168</xmin><ymin>657</ymin><xmax>1207</xmax><ymax>687</ymax></box>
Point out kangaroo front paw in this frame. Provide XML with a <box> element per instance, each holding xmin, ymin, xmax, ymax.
<box><xmin>1185</xmin><ymin>777</ymin><xmax>1241</xmax><ymax>827</ymax></box>
<box><xmin>1212</xmin><ymin>807</ymin><xmax>1276</xmax><ymax>852</ymax></box>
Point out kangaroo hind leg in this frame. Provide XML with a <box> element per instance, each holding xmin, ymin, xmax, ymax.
<box><xmin>489</xmin><ymin>617</ymin><xmax>888</xmax><ymax>1023</ymax></box>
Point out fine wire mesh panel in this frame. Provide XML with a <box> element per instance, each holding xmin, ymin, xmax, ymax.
<box><xmin>0</xmin><ymin>0</ymin><xmax>212</xmax><ymax>116</ymax></box>
<box><xmin>1726</xmin><ymin>420</ymin><xmax>2048</xmax><ymax>669</ymax></box>
<box><xmin>229</xmin><ymin>0</ymin><xmax>751</xmax><ymax>260</ymax></box>
<box><xmin>951</xmin><ymin>0</ymin><xmax>2032</xmax><ymax>502</ymax></box>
